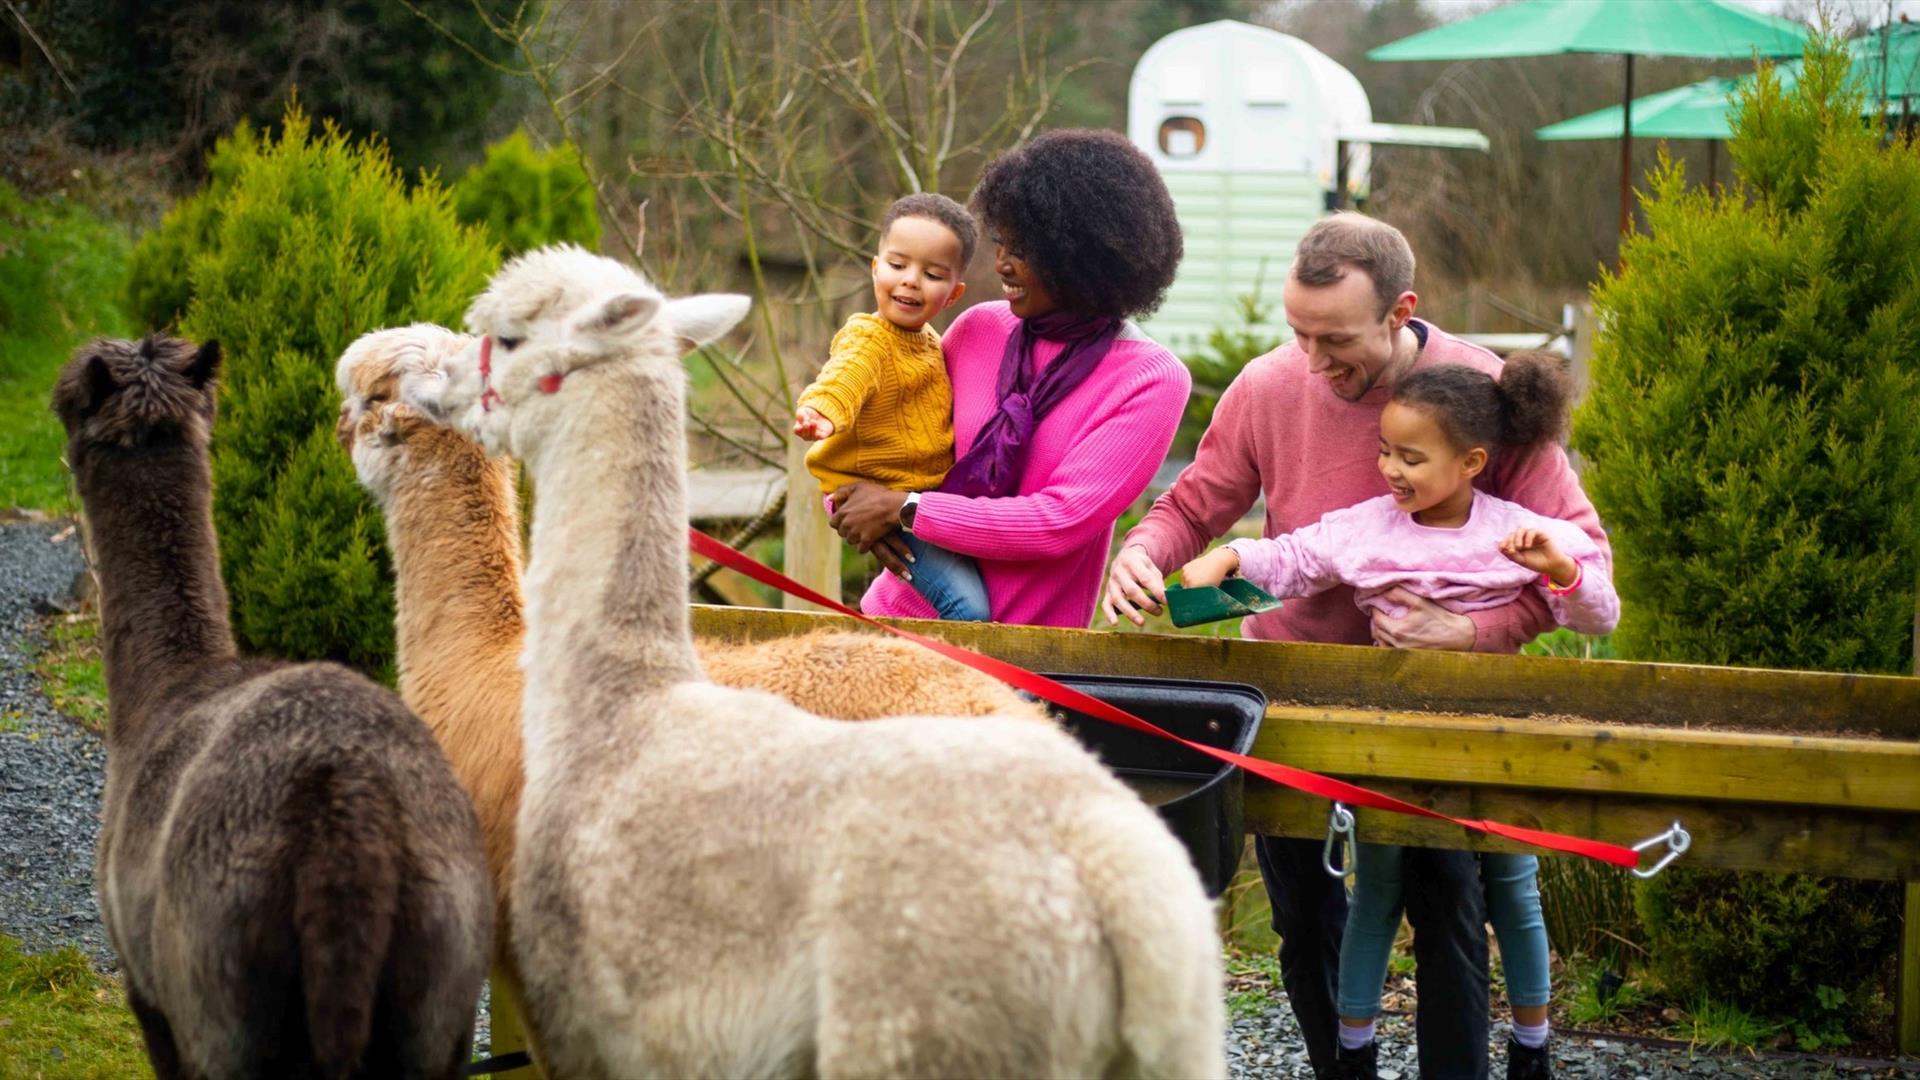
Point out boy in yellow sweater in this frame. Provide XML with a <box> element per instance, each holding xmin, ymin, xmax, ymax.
<box><xmin>792</xmin><ymin>193</ymin><xmax>988</xmax><ymax>620</ymax></box>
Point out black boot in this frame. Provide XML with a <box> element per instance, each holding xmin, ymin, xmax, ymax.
<box><xmin>1506</xmin><ymin>1037</ymin><xmax>1552</xmax><ymax>1080</ymax></box>
<box><xmin>1325</xmin><ymin>1039</ymin><xmax>1378</xmax><ymax>1080</ymax></box>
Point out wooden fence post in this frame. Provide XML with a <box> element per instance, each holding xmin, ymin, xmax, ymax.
<box><xmin>1901</xmin><ymin>881</ymin><xmax>1919</xmax><ymax>1056</ymax></box>
<box><xmin>1900</xmin><ymin>585</ymin><xmax>1920</xmax><ymax>1057</ymax></box>
<box><xmin>782</xmin><ymin>433</ymin><xmax>841</xmax><ymax>612</ymax></box>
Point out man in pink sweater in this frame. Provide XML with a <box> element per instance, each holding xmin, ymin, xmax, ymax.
<box><xmin>1107</xmin><ymin>213</ymin><xmax>1608</xmax><ymax>1080</ymax></box>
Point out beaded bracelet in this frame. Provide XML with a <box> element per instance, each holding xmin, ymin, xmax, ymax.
<box><xmin>1542</xmin><ymin>561</ymin><xmax>1584</xmax><ymax>595</ymax></box>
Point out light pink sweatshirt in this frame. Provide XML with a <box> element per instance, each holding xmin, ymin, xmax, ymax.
<box><xmin>1125</xmin><ymin>320</ymin><xmax>1611</xmax><ymax>651</ymax></box>
<box><xmin>861</xmin><ymin>302</ymin><xmax>1191</xmax><ymax>628</ymax></box>
<box><xmin>1226</xmin><ymin>491</ymin><xmax>1619</xmax><ymax>636</ymax></box>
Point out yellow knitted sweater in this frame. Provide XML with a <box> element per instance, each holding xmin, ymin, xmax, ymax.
<box><xmin>797</xmin><ymin>312</ymin><xmax>955</xmax><ymax>494</ymax></box>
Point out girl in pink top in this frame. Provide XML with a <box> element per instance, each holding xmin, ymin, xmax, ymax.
<box><xmin>826</xmin><ymin>129</ymin><xmax>1190</xmax><ymax>628</ymax></box>
<box><xmin>1181</xmin><ymin>351</ymin><xmax>1616</xmax><ymax>1078</ymax></box>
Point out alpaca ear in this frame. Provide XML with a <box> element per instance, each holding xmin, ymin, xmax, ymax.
<box><xmin>184</xmin><ymin>340</ymin><xmax>221</xmax><ymax>388</ymax></box>
<box><xmin>576</xmin><ymin>293</ymin><xmax>662</xmax><ymax>339</ymax></box>
<box><xmin>81</xmin><ymin>353</ymin><xmax>118</xmax><ymax>411</ymax></box>
<box><xmin>664</xmin><ymin>294</ymin><xmax>751</xmax><ymax>351</ymax></box>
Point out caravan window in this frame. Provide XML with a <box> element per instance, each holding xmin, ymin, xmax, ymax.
<box><xmin>1158</xmin><ymin>116</ymin><xmax>1206</xmax><ymax>158</ymax></box>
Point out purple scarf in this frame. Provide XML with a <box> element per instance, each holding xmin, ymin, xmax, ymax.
<box><xmin>942</xmin><ymin>310</ymin><xmax>1122</xmax><ymax>498</ymax></box>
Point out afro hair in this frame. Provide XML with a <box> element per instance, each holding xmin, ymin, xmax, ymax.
<box><xmin>970</xmin><ymin>129</ymin><xmax>1183</xmax><ymax>320</ymax></box>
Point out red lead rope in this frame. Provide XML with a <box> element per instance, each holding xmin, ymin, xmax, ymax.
<box><xmin>689</xmin><ymin>528</ymin><xmax>1641</xmax><ymax>868</ymax></box>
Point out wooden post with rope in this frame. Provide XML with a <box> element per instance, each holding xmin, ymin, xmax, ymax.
<box><xmin>783</xmin><ymin>430</ymin><xmax>841</xmax><ymax>612</ymax></box>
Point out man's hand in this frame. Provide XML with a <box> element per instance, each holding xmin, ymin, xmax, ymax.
<box><xmin>1370</xmin><ymin>586</ymin><xmax>1476</xmax><ymax>651</ymax></box>
<box><xmin>1179</xmin><ymin>547</ymin><xmax>1241</xmax><ymax>589</ymax></box>
<box><xmin>792</xmin><ymin>406</ymin><xmax>835</xmax><ymax>441</ymax></box>
<box><xmin>1102</xmin><ymin>544</ymin><xmax>1168</xmax><ymax>626</ymax></box>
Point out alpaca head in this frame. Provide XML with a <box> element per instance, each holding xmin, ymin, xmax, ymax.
<box><xmin>335</xmin><ymin>325</ymin><xmax>476</xmax><ymax>503</ymax></box>
<box><xmin>52</xmin><ymin>335</ymin><xmax>221</xmax><ymax>471</ymax></box>
<box><xmin>401</xmin><ymin>244</ymin><xmax>749</xmax><ymax>457</ymax></box>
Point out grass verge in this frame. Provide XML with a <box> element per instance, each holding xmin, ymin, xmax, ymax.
<box><xmin>0</xmin><ymin>935</ymin><xmax>149</xmax><ymax>1079</ymax></box>
<box><xmin>1</xmin><ymin>180</ymin><xmax>133</xmax><ymax>515</ymax></box>
<box><xmin>29</xmin><ymin>612</ymin><xmax>107</xmax><ymax>735</ymax></box>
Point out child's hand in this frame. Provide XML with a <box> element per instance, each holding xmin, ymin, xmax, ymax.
<box><xmin>1179</xmin><ymin>547</ymin><xmax>1241</xmax><ymax>590</ymax></box>
<box><xmin>792</xmin><ymin>406</ymin><xmax>835</xmax><ymax>441</ymax></box>
<box><xmin>1499</xmin><ymin>528</ymin><xmax>1578</xmax><ymax>586</ymax></box>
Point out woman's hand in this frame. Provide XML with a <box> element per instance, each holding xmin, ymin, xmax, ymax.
<box><xmin>1370</xmin><ymin>587</ymin><xmax>1476</xmax><ymax>650</ymax></box>
<box><xmin>1102</xmin><ymin>544</ymin><xmax>1167</xmax><ymax>626</ymax></box>
<box><xmin>1178</xmin><ymin>547</ymin><xmax>1240</xmax><ymax>590</ymax></box>
<box><xmin>792</xmin><ymin>406</ymin><xmax>835</xmax><ymax>441</ymax></box>
<box><xmin>828</xmin><ymin>482</ymin><xmax>915</xmax><ymax>579</ymax></box>
<box><xmin>1499</xmin><ymin>527</ymin><xmax>1577</xmax><ymax>586</ymax></box>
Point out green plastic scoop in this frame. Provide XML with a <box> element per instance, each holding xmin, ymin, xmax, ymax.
<box><xmin>1164</xmin><ymin>579</ymin><xmax>1284</xmax><ymax>628</ymax></box>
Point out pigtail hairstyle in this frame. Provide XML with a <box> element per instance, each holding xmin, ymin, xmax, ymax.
<box><xmin>1391</xmin><ymin>349</ymin><xmax>1574</xmax><ymax>456</ymax></box>
<box><xmin>1493</xmin><ymin>349</ymin><xmax>1573</xmax><ymax>448</ymax></box>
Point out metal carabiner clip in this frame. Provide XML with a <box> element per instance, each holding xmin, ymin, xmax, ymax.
<box><xmin>1629</xmin><ymin>820</ymin><xmax>1691</xmax><ymax>879</ymax></box>
<box><xmin>1323</xmin><ymin>801</ymin><xmax>1355</xmax><ymax>878</ymax></box>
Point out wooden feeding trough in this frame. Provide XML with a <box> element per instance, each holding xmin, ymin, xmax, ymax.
<box><xmin>690</xmin><ymin>603</ymin><xmax>1920</xmax><ymax>1055</ymax></box>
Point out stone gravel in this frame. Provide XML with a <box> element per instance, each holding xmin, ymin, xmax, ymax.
<box><xmin>3</xmin><ymin>517</ymin><xmax>1915</xmax><ymax>1076</ymax></box>
<box><xmin>0</xmin><ymin>517</ymin><xmax>111</xmax><ymax>970</ymax></box>
<box><xmin>1226</xmin><ymin>999</ymin><xmax>1919</xmax><ymax>1078</ymax></box>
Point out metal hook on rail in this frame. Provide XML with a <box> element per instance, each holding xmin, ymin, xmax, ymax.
<box><xmin>1323</xmin><ymin>801</ymin><xmax>1355</xmax><ymax>878</ymax></box>
<box><xmin>1629</xmin><ymin>820</ymin><xmax>1691</xmax><ymax>879</ymax></box>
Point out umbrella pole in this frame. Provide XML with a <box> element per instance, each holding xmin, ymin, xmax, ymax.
<box><xmin>1620</xmin><ymin>53</ymin><xmax>1635</xmax><ymax>236</ymax></box>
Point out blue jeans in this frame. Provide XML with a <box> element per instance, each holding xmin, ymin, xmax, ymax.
<box><xmin>1339</xmin><ymin>842</ymin><xmax>1549</xmax><ymax>1019</ymax></box>
<box><xmin>900</xmin><ymin>532</ymin><xmax>989</xmax><ymax>621</ymax></box>
<box><xmin>1257</xmin><ymin>838</ymin><xmax>1490</xmax><ymax>1079</ymax></box>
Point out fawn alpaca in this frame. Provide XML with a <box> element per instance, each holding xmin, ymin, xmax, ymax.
<box><xmin>54</xmin><ymin>336</ymin><xmax>492</xmax><ymax>1080</ymax></box>
<box><xmin>402</xmin><ymin>246</ymin><xmax>1224</xmax><ymax>1080</ymax></box>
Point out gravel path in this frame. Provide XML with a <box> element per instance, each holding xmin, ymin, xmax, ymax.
<box><xmin>1227</xmin><ymin>1001</ymin><xmax>1919</xmax><ymax>1078</ymax></box>
<box><xmin>0</xmin><ymin>517</ymin><xmax>111</xmax><ymax>970</ymax></box>
<box><xmin>2</xmin><ymin>517</ymin><xmax>1915</xmax><ymax>1076</ymax></box>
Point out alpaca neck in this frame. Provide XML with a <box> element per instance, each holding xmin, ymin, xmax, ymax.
<box><xmin>384</xmin><ymin>432</ymin><xmax>526</xmax><ymax>708</ymax></box>
<box><xmin>520</xmin><ymin>361</ymin><xmax>701</xmax><ymax>706</ymax></box>
<box><xmin>77</xmin><ymin>442</ymin><xmax>237</xmax><ymax>734</ymax></box>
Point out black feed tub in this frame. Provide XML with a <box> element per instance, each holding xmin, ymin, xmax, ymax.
<box><xmin>1036</xmin><ymin>674</ymin><xmax>1266</xmax><ymax>897</ymax></box>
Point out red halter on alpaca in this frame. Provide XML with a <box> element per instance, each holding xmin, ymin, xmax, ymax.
<box><xmin>477</xmin><ymin>335</ymin><xmax>564</xmax><ymax>412</ymax></box>
<box><xmin>478</xmin><ymin>335</ymin><xmax>502</xmax><ymax>414</ymax></box>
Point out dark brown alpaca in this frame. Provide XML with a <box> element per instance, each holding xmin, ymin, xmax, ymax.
<box><xmin>52</xmin><ymin>335</ymin><xmax>493</xmax><ymax>1080</ymax></box>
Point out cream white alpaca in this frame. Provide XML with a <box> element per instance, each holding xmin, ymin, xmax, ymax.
<box><xmin>402</xmin><ymin>245</ymin><xmax>1224</xmax><ymax>1080</ymax></box>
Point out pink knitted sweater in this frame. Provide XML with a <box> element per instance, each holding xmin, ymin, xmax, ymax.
<box><xmin>1125</xmin><ymin>321</ymin><xmax>1610</xmax><ymax>651</ymax></box>
<box><xmin>860</xmin><ymin>302</ymin><xmax>1191</xmax><ymax>628</ymax></box>
<box><xmin>1226</xmin><ymin>491</ymin><xmax>1619</xmax><ymax>636</ymax></box>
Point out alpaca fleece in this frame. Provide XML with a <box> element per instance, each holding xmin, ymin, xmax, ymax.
<box><xmin>399</xmin><ymin>247</ymin><xmax>1224</xmax><ymax>1079</ymax></box>
<box><xmin>336</xmin><ymin>325</ymin><xmax>1047</xmax><ymax>1064</ymax></box>
<box><xmin>55</xmin><ymin>335</ymin><xmax>492</xmax><ymax>1080</ymax></box>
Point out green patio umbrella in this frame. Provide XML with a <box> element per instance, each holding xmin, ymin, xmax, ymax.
<box><xmin>1367</xmin><ymin>0</ymin><xmax>1809</xmax><ymax>234</ymax></box>
<box><xmin>1536</xmin><ymin>76</ymin><xmax>1741</xmax><ymax>141</ymax></box>
<box><xmin>1535</xmin><ymin>75</ymin><xmax>1740</xmax><ymax>188</ymax></box>
<box><xmin>1536</xmin><ymin>23</ymin><xmax>1920</xmax><ymax>142</ymax></box>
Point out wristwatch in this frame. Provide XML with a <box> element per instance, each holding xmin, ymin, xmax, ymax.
<box><xmin>900</xmin><ymin>491</ymin><xmax>922</xmax><ymax>533</ymax></box>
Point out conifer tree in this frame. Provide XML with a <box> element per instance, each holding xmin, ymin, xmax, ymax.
<box><xmin>160</xmin><ymin>106</ymin><xmax>499</xmax><ymax>672</ymax></box>
<box><xmin>452</xmin><ymin>130</ymin><xmax>602</xmax><ymax>257</ymax></box>
<box><xmin>1573</xmin><ymin>36</ymin><xmax>1920</xmax><ymax>674</ymax></box>
<box><xmin>1573</xmin><ymin>35</ymin><xmax>1915</xmax><ymax>1037</ymax></box>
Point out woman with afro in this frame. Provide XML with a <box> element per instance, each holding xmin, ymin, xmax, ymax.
<box><xmin>829</xmin><ymin>128</ymin><xmax>1190</xmax><ymax>627</ymax></box>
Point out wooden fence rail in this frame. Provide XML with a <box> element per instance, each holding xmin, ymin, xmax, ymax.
<box><xmin>689</xmin><ymin>604</ymin><xmax>1920</xmax><ymax>1054</ymax></box>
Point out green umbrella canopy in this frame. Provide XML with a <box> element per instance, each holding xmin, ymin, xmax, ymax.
<box><xmin>1366</xmin><ymin>0</ymin><xmax>1809</xmax><ymax>62</ymax></box>
<box><xmin>1537</xmin><ymin>77</ymin><xmax>1742</xmax><ymax>140</ymax></box>
<box><xmin>1535</xmin><ymin>24</ymin><xmax>1920</xmax><ymax>141</ymax></box>
<box><xmin>1367</xmin><ymin>0</ymin><xmax>1809</xmax><ymax>235</ymax></box>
